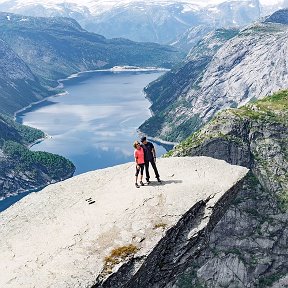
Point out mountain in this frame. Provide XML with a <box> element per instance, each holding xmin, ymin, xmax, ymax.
<box><xmin>0</xmin><ymin>39</ymin><xmax>52</xmax><ymax>115</ymax></box>
<box><xmin>0</xmin><ymin>0</ymin><xmax>277</xmax><ymax>45</ymax></box>
<box><xmin>0</xmin><ymin>114</ymin><xmax>75</xmax><ymax>200</ymax></box>
<box><xmin>264</xmin><ymin>7</ymin><xmax>288</xmax><ymax>24</ymax></box>
<box><xmin>166</xmin><ymin>90</ymin><xmax>288</xmax><ymax>287</ymax></box>
<box><xmin>139</xmin><ymin>11</ymin><xmax>288</xmax><ymax>142</ymax></box>
<box><xmin>0</xmin><ymin>12</ymin><xmax>181</xmax><ymax>115</ymax></box>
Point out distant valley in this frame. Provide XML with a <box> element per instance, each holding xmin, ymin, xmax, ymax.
<box><xmin>0</xmin><ymin>12</ymin><xmax>181</xmax><ymax>116</ymax></box>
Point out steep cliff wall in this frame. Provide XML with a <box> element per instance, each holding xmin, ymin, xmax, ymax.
<box><xmin>0</xmin><ymin>39</ymin><xmax>51</xmax><ymax>115</ymax></box>
<box><xmin>167</xmin><ymin>90</ymin><xmax>288</xmax><ymax>287</ymax></box>
<box><xmin>140</xmin><ymin>10</ymin><xmax>288</xmax><ymax>142</ymax></box>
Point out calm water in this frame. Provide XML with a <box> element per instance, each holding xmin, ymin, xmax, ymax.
<box><xmin>17</xmin><ymin>70</ymin><xmax>167</xmax><ymax>175</ymax></box>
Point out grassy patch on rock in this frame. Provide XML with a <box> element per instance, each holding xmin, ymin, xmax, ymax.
<box><xmin>103</xmin><ymin>244</ymin><xmax>138</xmax><ymax>274</ymax></box>
<box><xmin>166</xmin><ymin>90</ymin><xmax>288</xmax><ymax>211</ymax></box>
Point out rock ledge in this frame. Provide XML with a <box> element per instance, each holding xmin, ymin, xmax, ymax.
<box><xmin>0</xmin><ymin>157</ymin><xmax>248</xmax><ymax>288</ymax></box>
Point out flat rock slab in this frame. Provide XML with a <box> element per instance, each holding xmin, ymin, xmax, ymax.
<box><xmin>0</xmin><ymin>157</ymin><xmax>249</xmax><ymax>288</ymax></box>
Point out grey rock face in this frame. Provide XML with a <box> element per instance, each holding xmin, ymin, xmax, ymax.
<box><xmin>95</xmin><ymin>178</ymin><xmax>247</xmax><ymax>288</ymax></box>
<box><xmin>0</xmin><ymin>39</ymin><xmax>49</xmax><ymax>114</ymax></box>
<box><xmin>0</xmin><ymin>153</ymin><xmax>75</xmax><ymax>200</ymax></box>
<box><xmin>172</xmin><ymin>176</ymin><xmax>287</xmax><ymax>288</ymax></box>
<box><xmin>171</xmin><ymin>104</ymin><xmax>288</xmax><ymax>195</ymax></box>
<box><xmin>0</xmin><ymin>157</ymin><xmax>50</xmax><ymax>199</ymax></box>
<box><xmin>195</xmin><ymin>24</ymin><xmax>288</xmax><ymax>122</ymax></box>
<box><xmin>141</xmin><ymin>18</ymin><xmax>288</xmax><ymax>142</ymax></box>
<box><xmin>168</xmin><ymin>92</ymin><xmax>288</xmax><ymax>287</ymax></box>
<box><xmin>265</xmin><ymin>8</ymin><xmax>288</xmax><ymax>24</ymax></box>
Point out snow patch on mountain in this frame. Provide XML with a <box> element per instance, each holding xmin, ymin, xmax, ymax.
<box><xmin>0</xmin><ymin>0</ymin><xmax>285</xmax><ymax>16</ymax></box>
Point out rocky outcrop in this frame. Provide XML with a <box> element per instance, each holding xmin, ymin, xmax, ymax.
<box><xmin>140</xmin><ymin>12</ymin><xmax>288</xmax><ymax>142</ymax></box>
<box><xmin>0</xmin><ymin>157</ymin><xmax>248</xmax><ymax>288</ymax></box>
<box><xmin>0</xmin><ymin>153</ymin><xmax>75</xmax><ymax>200</ymax></box>
<box><xmin>167</xmin><ymin>91</ymin><xmax>288</xmax><ymax>287</ymax></box>
<box><xmin>169</xmin><ymin>90</ymin><xmax>288</xmax><ymax>196</ymax></box>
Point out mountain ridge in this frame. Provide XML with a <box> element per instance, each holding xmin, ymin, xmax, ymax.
<box><xmin>0</xmin><ymin>0</ymin><xmax>279</xmax><ymax>44</ymax></box>
<box><xmin>0</xmin><ymin>11</ymin><xmax>181</xmax><ymax>116</ymax></box>
<box><xmin>140</xmin><ymin>12</ymin><xmax>288</xmax><ymax>142</ymax></box>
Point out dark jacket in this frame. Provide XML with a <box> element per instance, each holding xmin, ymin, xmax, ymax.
<box><xmin>141</xmin><ymin>142</ymin><xmax>155</xmax><ymax>162</ymax></box>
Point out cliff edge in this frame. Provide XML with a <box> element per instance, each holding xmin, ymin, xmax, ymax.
<box><xmin>167</xmin><ymin>90</ymin><xmax>288</xmax><ymax>287</ymax></box>
<box><xmin>0</xmin><ymin>157</ymin><xmax>248</xmax><ymax>288</ymax></box>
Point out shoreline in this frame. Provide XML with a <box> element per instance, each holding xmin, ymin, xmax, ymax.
<box><xmin>14</xmin><ymin>66</ymin><xmax>168</xmax><ymax>149</ymax></box>
<box><xmin>13</xmin><ymin>92</ymin><xmax>68</xmax><ymax>122</ymax></box>
<box><xmin>137</xmin><ymin>129</ymin><xmax>178</xmax><ymax>146</ymax></box>
<box><xmin>27</xmin><ymin>134</ymin><xmax>52</xmax><ymax>149</ymax></box>
<box><xmin>14</xmin><ymin>66</ymin><xmax>169</xmax><ymax>122</ymax></box>
<box><xmin>64</xmin><ymin>66</ymin><xmax>170</xmax><ymax>80</ymax></box>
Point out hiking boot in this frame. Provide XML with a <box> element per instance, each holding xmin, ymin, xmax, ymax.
<box><xmin>140</xmin><ymin>181</ymin><xmax>144</xmax><ymax>186</ymax></box>
<box><xmin>135</xmin><ymin>183</ymin><xmax>140</xmax><ymax>188</ymax></box>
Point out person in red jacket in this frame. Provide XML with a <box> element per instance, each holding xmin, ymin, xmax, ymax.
<box><xmin>133</xmin><ymin>140</ymin><xmax>145</xmax><ymax>188</ymax></box>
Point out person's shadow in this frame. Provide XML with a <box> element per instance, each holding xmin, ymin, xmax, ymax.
<box><xmin>147</xmin><ymin>180</ymin><xmax>182</xmax><ymax>186</ymax></box>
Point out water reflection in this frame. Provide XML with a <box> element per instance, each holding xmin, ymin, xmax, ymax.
<box><xmin>17</xmin><ymin>71</ymin><xmax>167</xmax><ymax>174</ymax></box>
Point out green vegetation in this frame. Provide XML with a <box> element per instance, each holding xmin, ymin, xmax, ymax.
<box><xmin>215</xmin><ymin>28</ymin><xmax>239</xmax><ymax>40</ymax></box>
<box><xmin>278</xmin><ymin>189</ymin><xmax>288</xmax><ymax>211</ymax></box>
<box><xmin>176</xmin><ymin>265</ymin><xmax>207</xmax><ymax>288</ymax></box>
<box><xmin>256</xmin><ymin>272</ymin><xmax>286</xmax><ymax>287</ymax></box>
<box><xmin>232</xmin><ymin>90</ymin><xmax>288</xmax><ymax>122</ymax></box>
<box><xmin>0</xmin><ymin>114</ymin><xmax>44</xmax><ymax>145</ymax></box>
<box><xmin>0</xmin><ymin>114</ymin><xmax>75</xmax><ymax>198</ymax></box>
<box><xmin>167</xmin><ymin>90</ymin><xmax>288</xmax><ymax>156</ymax></box>
<box><xmin>167</xmin><ymin>90</ymin><xmax>288</xmax><ymax>212</ymax></box>
<box><xmin>241</xmin><ymin>23</ymin><xmax>286</xmax><ymax>36</ymax></box>
<box><xmin>3</xmin><ymin>140</ymin><xmax>75</xmax><ymax>178</ymax></box>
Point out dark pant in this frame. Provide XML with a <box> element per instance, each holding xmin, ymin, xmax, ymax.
<box><xmin>135</xmin><ymin>163</ymin><xmax>145</xmax><ymax>176</ymax></box>
<box><xmin>145</xmin><ymin>159</ymin><xmax>160</xmax><ymax>180</ymax></box>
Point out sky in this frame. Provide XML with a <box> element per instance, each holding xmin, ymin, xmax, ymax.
<box><xmin>0</xmin><ymin>0</ymin><xmax>284</xmax><ymax>5</ymax></box>
<box><xmin>0</xmin><ymin>0</ymin><xmax>285</xmax><ymax>15</ymax></box>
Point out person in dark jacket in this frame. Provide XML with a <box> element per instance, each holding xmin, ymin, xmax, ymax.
<box><xmin>140</xmin><ymin>136</ymin><xmax>161</xmax><ymax>183</ymax></box>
